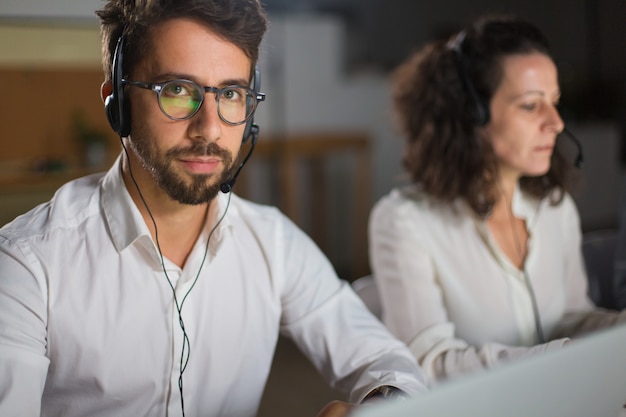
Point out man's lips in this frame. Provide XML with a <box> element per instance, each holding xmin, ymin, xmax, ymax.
<box><xmin>178</xmin><ymin>156</ymin><xmax>222</xmax><ymax>174</ymax></box>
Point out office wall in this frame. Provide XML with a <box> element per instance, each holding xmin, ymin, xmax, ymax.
<box><xmin>0</xmin><ymin>0</ymin><xmax>100</xmax><ymax>20</ymax></box>
<box><xmin>0</xmin><ymin>24</ymin><xmax>117</xmax><ymax>173</ymax></box>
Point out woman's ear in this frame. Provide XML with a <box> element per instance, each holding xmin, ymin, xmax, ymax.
<box><xmin>100</xmin><ymin>81</ymin><xmax>113</xmax><ymax>103</ymax></box>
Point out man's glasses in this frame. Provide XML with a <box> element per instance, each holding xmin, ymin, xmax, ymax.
<box><xmin>123</xmin><ymin>79</ymin><xmax>265</xmax><ymax>125</ymax></box>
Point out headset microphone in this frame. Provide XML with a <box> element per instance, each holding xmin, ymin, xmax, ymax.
<box><xmin>560</xmin><ymin>126</ymin><xmax>584</xmax><ymax>168</ymax></box>
<box><xmin>220</xmin><ymin>65</ymin><xmax>262</xmax><ymax>194</ymax></box>
<box><xmin>219</xmin><ymin>124</ymin><xmax>259</xmax><ymax>193</ymax></box>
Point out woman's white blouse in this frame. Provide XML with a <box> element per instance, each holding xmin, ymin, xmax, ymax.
<box><xmin>369</xmin><ymin>184</ymin><xmax>608</xmax><ymax>382</ymax></box>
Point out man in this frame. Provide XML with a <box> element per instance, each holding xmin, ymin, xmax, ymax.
<box><xmin>0</xmin><ymin>0</ymin><xmax>428</xmax><ymax>416</ymax></box>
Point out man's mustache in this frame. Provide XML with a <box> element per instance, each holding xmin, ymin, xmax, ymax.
<box><xmin>166</xmin><ymin>142</ymin><xmax>232</xmax><ymax>163</ymax></box>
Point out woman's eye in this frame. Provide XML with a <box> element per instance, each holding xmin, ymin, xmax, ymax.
<box><xmin>520</xmin><ymin>103</ymin><xmax>537</xmax><ymax>111</ymax></box>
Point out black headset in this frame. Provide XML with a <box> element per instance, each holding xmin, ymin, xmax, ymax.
<box><xmin>104</xmin><ymin>35</ymin><xmax>260</xmax><ymax>145</ymax></box>
<box><xmin>449</xmin><ymin>30</ymin><xmax>490</xmax><ymax>127</ymax></box>
<box><xmin>104</xmin><ymin>35</ymin><xmax>131</xmax><ymax>137</ymax></box>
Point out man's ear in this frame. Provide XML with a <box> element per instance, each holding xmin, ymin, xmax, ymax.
<box><xmin>101</xmin><ymin>81</ymin><xmax>113</xmax><ymax>103</ymax></box>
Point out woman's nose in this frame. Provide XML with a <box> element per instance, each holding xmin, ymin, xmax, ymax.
<box><xmin>545</xmin><ymin>104</ymin><xmax>565</xmax><ymax>133</ymax></box>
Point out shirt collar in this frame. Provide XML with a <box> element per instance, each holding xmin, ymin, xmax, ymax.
<box><xmin>202</xmin><ymin>190</ymin><xmax>235</xmax><ymax>258</ymax></box>
<box><xmin>511</xmin><ymin>182</ymin><xmax>542</xmax><ymax>223</ymax></box>
<box><xmin>465</xmin><ymin>182</ymin><xmax>542</xmax><ymax>224</ymax></box>
<box><xmin>472</xmin><ymin>182</ymin><xmax>543</xmax><ymax>272</ymax></box>
<box><xmin>101</xmin><ymin>156</ymin><xmax>152</xmax><ymax>254</ymax></box>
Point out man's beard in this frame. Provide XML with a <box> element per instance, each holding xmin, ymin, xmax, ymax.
<box><xmin>129</xmin><ymin>134</ymin><xmax>235</xmax><ymax>205</ymax></box>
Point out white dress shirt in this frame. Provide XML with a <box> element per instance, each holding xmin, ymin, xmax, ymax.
<box><xmin>369</xmin><ymin>184</ymin><xmax>625</xmax><ymax>382</ymax></box>
<box><xmin>0</xmin><ymin>157</ymin><xmax>428</xmax><ymax>417</ymax></box>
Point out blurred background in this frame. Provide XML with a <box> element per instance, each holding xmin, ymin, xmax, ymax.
<box><xmin>0</xmin><ymin>1</ymin><xmax>624</xmax><ymax>414</ymax></box>
<box><xmin>1</xmin><ymin>0</ymin><xmax>625</xmax><ymax>281</ymax></box>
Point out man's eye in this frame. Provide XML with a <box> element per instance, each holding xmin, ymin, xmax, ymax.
<box><xmin>222</xmin><ymin>88</ymin><xmax>244</xmax><ymax>102</ymax></box>
<box><xmin>164</xmin><ymin>82</ymin><xmax>192</xmax><ymax>97</ymax></box>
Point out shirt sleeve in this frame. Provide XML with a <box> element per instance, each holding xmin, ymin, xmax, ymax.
<box><xmin>274</xmin><ymin>215</ymin><xmax>429</xmax><ymax>402</ymax></box>
<box><xmin>368</xmin><ymin>194</ymin><xmax>569</xmax><ymax>382</ymax></box>
<box><xmin>560</xmin><ymin>194</ymin><xmax>595</xmax><ymax>313</ymax></box>
<box><xmin>550</xmin><ymin>195</ymin><xmax>626</xmax><ymax>338</ymax></box>
<box><xmin>0</xmin><ymin>234</ymin><xmax>49</xmax><ymax>416</ymax></box>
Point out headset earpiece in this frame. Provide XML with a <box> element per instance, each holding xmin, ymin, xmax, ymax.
<box><xmin>242</xmin><ymin>65</ymin><xmax>261</xmax><ymax>143</ymax></box>
<box><xmin>450</xmin><ymin>31</ymin><xmax>490</xmax><ymax>126</ymax></box>
<box><xmin>105</xmin><ymin>35</ymin><xmax>131</xmax><ymax>137</ymax></box>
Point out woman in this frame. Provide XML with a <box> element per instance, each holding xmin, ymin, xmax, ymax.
<box><xmin>369</xmin><ymin>14</ymin><xmax>625</xmax><ymax>383</ymax></box>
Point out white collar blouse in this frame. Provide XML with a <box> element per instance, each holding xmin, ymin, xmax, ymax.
<box><xmin>369</xmin><ymin>184</ymin><xmax>624</xmax><ymax>382</ymax></box>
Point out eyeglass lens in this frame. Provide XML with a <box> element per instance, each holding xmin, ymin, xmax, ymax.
<box><xmin>158</xmin><ymin>80</ymin><xmax>255</xmax><ymax>124</ymax></box>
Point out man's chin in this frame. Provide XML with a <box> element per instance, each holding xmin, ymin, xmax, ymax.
<box><xmin>157</xmin><ymin>175</ymin><xmax>222</xmax><ymax>205</ymax></box>
<box><xmin>157</xmin><ymin>163</ymin><xmax>236</xmax><ymax>204</ymax></box>
<box><xmin>171</xmin><ymin>186</ymin><xmax>222</xmax><ymax>205</ymax></box>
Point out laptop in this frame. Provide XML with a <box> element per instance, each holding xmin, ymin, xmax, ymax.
<box><xmin>356</xmin><ymin>324</ymin><xmax>626</xmax><ymax>417</ymax></box>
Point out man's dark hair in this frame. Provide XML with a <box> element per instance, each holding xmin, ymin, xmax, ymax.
<box><xmin>97</xmin><ymin>0</ymin><xmax>268</xmax><ymax>82</ymax></box>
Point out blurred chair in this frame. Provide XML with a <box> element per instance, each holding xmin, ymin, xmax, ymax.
<box><xmin>614</xmin><ymin>222</ymin><xmax>626</xmax><ymax>310</ymax></box>
<box><xmin>351</xmin><ymin>275</ymin><xmax>382</xmax><ymax>319</ymax></box>
<box><xmin>582</xmin><ymin>229</ymin><xmax>619</xmax><ymax>310</ymax></box>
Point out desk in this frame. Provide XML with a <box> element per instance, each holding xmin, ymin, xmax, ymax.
<box><xmin>239</xmin><ymin>133</ymin><xmax>372</xmax><ymax>280</ymax></box>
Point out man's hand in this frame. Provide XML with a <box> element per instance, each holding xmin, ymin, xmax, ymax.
<box><xmin>316</xmin><ymin>400</ymin><xmax>358</xmax><ymax>417</ymax></box>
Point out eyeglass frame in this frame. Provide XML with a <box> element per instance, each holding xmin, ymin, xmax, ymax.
<box><xmin>122</xmin><ymin>78</ymin><xmax>266</xmax><ymax>126</ymax></box>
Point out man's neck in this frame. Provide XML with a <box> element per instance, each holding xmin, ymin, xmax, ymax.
<box><xmin>121</xmin><ymin>162</ymin><xmax>213</xmax><ymax>268</ymax></box>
